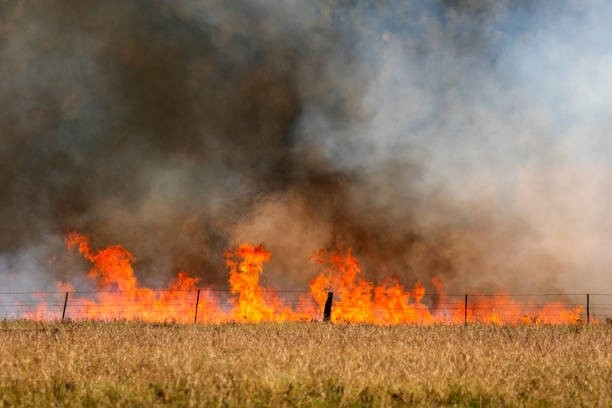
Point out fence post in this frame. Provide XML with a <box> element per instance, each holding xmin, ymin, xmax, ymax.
<box><xmin>464</xmin><ymin>294</ymin><xmax>468</xmax><ymax>326</ymax></box>
<box><xmin>194</xmin><ymin>289</ymin><xmax>201</xmax><ymax>324</ymax></box>
<box><xmin>323</xmin><ymin>292</ymin><xmax>333</xmax><ymax>322</ymax></box>
<box><xmin>61</xmin><ymin>291</ymin><xmax>69</xmax><ymax>322</ymax></box>
<box><xmin>586</xmin><ymin>294</ymin><xmax>590</xmax><ymax>324</ymax></box>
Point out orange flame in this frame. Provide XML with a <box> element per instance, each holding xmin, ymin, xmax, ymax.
<box><xmin>26</xmin><ymin>232</ymin><xmax>225</xmax><ymax>323</ymax></box>
<box><xmin>22</xmin><ymin>233</ymin><xmax>586</xmax><ymax>325</ymax></box>
<box><xmin>310</xmin><ymin>249</ymin><xmax>434</xmax><ymax>324</ymax></box>
<box><xmin>308</xmin><ymin>249</ymin><xmax>583</xmax><ymax>325</ymax></box>
<box><xmin>225</xmin><ymin>243</ymin><xmax>311</xmax><ymax>322</ymax></box>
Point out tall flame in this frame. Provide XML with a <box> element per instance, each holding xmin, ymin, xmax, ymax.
<box><xmin>225</xmin><ymin>243</ymin><xmax>312</xmax><ymax>322</ymax></box>
<box><xmin>23</xmin><ymin>232</ymin><xmax>586</xmax><ymax>325</ymax></box>
<box><xmin>309</xmin><ymin>249</ymin><xmax>434</xmax><ymax>324</ymax></box>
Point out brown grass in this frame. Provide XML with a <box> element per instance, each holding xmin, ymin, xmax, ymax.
<box><xmin>0</xmin><ymin>321</ymin><xmax>610</xmax><ymax>407</ymax></box>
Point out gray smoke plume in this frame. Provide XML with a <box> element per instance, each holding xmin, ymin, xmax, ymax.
<box><xmin>1</xmin><ymin>0</ymin><xmax>611</xmax><ymax>295</ymax></box>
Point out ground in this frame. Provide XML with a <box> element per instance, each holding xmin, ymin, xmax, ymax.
<box><xmin>0</xmin><ymin>321</ymin><xmax>610</xmax><ymax>407</ymax></box>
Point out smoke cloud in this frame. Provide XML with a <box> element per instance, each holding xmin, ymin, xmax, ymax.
<box><xmin>1</xmin><ymin>0</ymin><xmax>610</xmax><ymax>294</ymax></box>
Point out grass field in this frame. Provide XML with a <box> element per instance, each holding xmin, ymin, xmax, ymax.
<box><xmin>0</xmin><ymin>321</ymin><xmax>610</xmax><ymax>407</ymax></box>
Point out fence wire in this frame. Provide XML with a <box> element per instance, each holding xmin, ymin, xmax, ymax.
<box><xmin>0</xmin><ymin>289</ymin><xmax>610</xmax><ymax>324</ymax></box>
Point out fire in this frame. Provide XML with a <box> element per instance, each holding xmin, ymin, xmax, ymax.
<box><xmin>21</xmin><ymin>232</ymin><xmax>586</xmax><ymax>325</ymax></box>
<box><xmin>30</xmin><ymin>232</ymin><xmax>222</xmax><ymax>323</ymax></box>
<box><xmin>225</xmin><ymin>243</ymin><xmax>312</xmax><ymax>322</ymax></box>
<box><xmin>309</xmin><ymin>249</ymin><xmax>434</xmax><ymax>324</ymax></box>
<box><xmin>226</xmin><ymin>244</ymin><xmax>275</xmax><ymax>322</ymax></box>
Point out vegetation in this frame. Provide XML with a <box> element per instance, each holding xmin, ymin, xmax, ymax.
<box><xmin>0</xmin><ymin>321</ymin><xmax>609</xmax><ymax>407</ymax></box>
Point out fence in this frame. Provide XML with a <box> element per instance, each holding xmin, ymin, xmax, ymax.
<box><xmin>0</xmin><ymin>289</ymin><xmax>611</xmax><ymax>324</ymax></box>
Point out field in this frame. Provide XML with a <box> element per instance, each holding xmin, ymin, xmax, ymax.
<box><xmin>0</xmin><ymin>321</ymin><xmax>610</xmax><ymax>407</ymax></box>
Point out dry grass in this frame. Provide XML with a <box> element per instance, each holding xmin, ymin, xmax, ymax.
<box><xmin>0</xmin><ymin>321</ymin><xmax>610</xmax><ymax>407</ymax></box>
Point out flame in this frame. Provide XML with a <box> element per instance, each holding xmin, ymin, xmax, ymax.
<box><xmin>21</xmin><ymin>232</ymin><xmax>586</xmax><ymax>325</ymax></box>
<box><xmin>308</xmin><ymin>249</ymin><xmax>583</xmax><ymax>325</ymax></box>
<box><xmin>225</xmin><ymin>243</ymin><xmax>312</xmax><ymax>322</ymax></box>
<box><xmin>27</xmin><ymin>233</ymin><xmax>225</xmax><ymax>323</ymax></box>
<box><xmin>309</xmin><ymin>249</ymin><xmax>434</xmax><ymax>324</ymax></box>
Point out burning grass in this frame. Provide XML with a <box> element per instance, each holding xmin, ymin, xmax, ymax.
<box><xmin>0</xmin><ymin>321</ymin><xmax>609</xmax><ymax>407</ymax></box>
<box><xmin>20</xmin><ymin>233</ymin><xmax>588</xmax><ymax>325</ymax></box>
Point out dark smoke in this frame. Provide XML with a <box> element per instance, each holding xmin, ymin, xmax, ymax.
<box><xmin>1</xmin><ymin>1</ymin><xmax>610</xmax><ymax>294</ymax></box>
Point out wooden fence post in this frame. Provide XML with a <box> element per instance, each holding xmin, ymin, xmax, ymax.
<box><xmin>61</xmin><ymin>291</ymin><xmax>69</xmax><ymax>322</ymax></box>
<box><xmin>464</xmin><ymin>294</ymin><xmax>468</xmax><ymax>326</ymax></box>
<box><xmin>586</xmin><ymin>294</ymin><xmax>590</xmax><ymax>324</ymax></box>
<box><xmin>194</xmin><ymin>289</ymin><xmax>201</xmax><ymax>324</ymax></box>
<box><xmin>323</xmin><ymin>292</ymin><xmax>333</xmax><ymax>322</ymax></box>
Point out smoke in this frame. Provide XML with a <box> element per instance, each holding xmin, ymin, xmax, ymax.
<box><xmin>0</xmin><ymin>0</ymin><xmax>610</xmax><ymax>294</ymax></box>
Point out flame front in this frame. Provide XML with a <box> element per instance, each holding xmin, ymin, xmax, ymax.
<box><xmin>309</xmin><ymin>249</ymin><xmax>434</xmax><ymax>324</ymax></box>
<box><xmin>23</xmin><ymin>233</ymin><xmax>585</xmax><ymax>325</ymax></box>
<box><xmin>30</xmin><ymin>232</ymin><xmax>223</xmax><ymax>323</ymax></box>
<box><xmin>225</xmin><ymin>244</ymin><xmax>312</xmax><ymax>322</ymax></box>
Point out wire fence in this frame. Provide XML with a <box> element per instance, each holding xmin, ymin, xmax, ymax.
<box><xmin>0</xmin><ymin>289</ymin><xmax>611</xmax><ymax>324</ymax></box>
